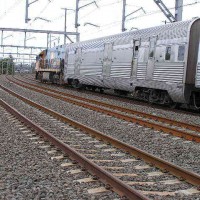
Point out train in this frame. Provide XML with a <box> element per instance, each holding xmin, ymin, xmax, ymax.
<box><xmin>35</xmin><ymin>18</ymin><xmax>200</xmax><ymax>108</ymax></box>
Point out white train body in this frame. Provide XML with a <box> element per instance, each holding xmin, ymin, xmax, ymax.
<box><xmin>37</xmin><ymin>18</ymin><xmax>200</xmax><ymax>106</ymax></box>
<box><xmin>64</xmin><ymin>18</ymin><xmax>200</xmax><ymax>105</ymax></box>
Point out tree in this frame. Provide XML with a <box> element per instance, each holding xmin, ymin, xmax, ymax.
<box><xmin>0</xmin><ymin>56</ymin><xmax>14</xmax><ymax>75</ymax></box>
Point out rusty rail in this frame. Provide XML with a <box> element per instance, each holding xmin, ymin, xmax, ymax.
<box><xmin>0</xmin><ymin>98</ymin><xmax>149</xmax><ymax>200</ymax></box>
<box><xmin>7</xmin><ymin>76</ymin><xmax>200</xmax><ymax>143</ymax></box>
<box><xmin>1</xmin><ymin>84</ymin><xmax>200</xmax><ymax>187</ymax></box>
<box><xmin>13</xmin><ymin>75</ymin><xmax>200</xmax><ymax>132</ymax></box>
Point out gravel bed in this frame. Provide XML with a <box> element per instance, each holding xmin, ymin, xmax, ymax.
<box><xmin>15</xmin><ymin>74</ymin><xmax>200</xmax><ymax>126</ymax></box>
<box><xmin>0</xmin><ymin>106</ymin><xmax>119</xmax><ymax>199</ymax></box>
<box><xmin>2</xmin><ymin>77</ymin><xmax>200</xmax><ymax>175</ymax></box>
<box><xmin>14</xmin><ymin>75</ymin><xmax>200</xmax><ymax>138</ymax></box>
<box><xmin>1</xmin><ymin>91</ymin><xmax>199</xmax><ymax>200</ymax></box>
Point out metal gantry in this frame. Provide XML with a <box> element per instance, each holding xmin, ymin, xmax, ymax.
<box><xmin>1</xmin><ymin>0</ymin><xmax>185</xmax><ymax>73</ymax></box>
<box><xmin>153</xmin><ymin>0</ymin><xmax>183</xmax><ymax>22</ymax></box>
<box><xmin>0</xmin><ymin>27</ymin><xmax>78</xmax><ymax>49</ymax></box>
<box><xmin>0</xmin><ymin>27</ymin><xmax>78</xmax><ymax>59</ymax></box>
<box><xmin>61</xmin><ymin>8</ymin><xmax>75</xmax><ymax>44</ymax></box>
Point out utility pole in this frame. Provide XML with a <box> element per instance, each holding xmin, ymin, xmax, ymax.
<box><xmin>75</xmin><ymin>0</ymin><xmax>80</xmax><ymax>42</ymax></box>
<box><xmin>175</xmin><ymin>0</ymin><xmax>183</xmax><ymax>21</ymax></box>
<box><xmin>75</xmin><ymin>0</ymin><xmax>98</xmax><ymax>42</ymax></box>
<box><xmin>122</xmin><ymin>4</ymin><xmax>145</xmax><ymax>32</ymax></box>
<box><xmin>122</xmin><ymin>0</ymin><xmax>126</xmax><ymax>32</ymax></box>
<box><xmin>25</xmin><ymin>0</ymin><xmax>29</xmax><ymax>23</ymax></box>
<box><xmin>64</xmin><ymin>8</ymin><xmax>67</xmax><ymax>44</ymax></box>
<box><xmin>25</xmin><ymin>0</ymin><xmax>39</xmax><ymax>23</ymax></box>
<box><xmin>61</xmin><ymin>8</ymin><xmax>74</xmax><ymax>44</ymax></box>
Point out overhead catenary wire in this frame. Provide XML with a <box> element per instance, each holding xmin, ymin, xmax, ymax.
<box><xmin>81</xmin><ymin>0</ymin><xmax>200</xmax><ymax>38</ymax></box>
<box><xmin>127</xmin><ymin>0</ymin><xmax>200</xmax><ymax>21</ymax></box>
<box><xmin>26</xmin><ymin>0</ymin><xmax>55</xmax><ymax>28</ymax></box>
<box><xmin>0</xmin><ymin>0</ymin><xmax>24</xmax><ymax>21</ymax></box>
<box><xmin>1</xmin><ymin>0</ymin><xmax>199</xmax><ymax>59</ymax></box>
<box><xmin>66</xmin><ymin>0</ymin><xmax>123</xmax><ymax>29</ymax></box>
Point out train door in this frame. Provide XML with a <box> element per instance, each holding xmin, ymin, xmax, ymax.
<box><xmin>102</xmin><ymin>43</ymin><xmax>113</xmax><ymax>77</ymax></box>
<box><xmin>74</xmin><ymin>48</ymin><xmax>82</xmax><ymax>76</ymax></box>
<box><xmin>131</xmin><ymin>40</ymin><xmax>140</xmax><ymax>79</ymax></box>
<box><xmin>195</xmin><ymin>41</ymin><xmax>200</xmax><ymax>87</ymax></box>
<box><xmin>64</xmin><ymin>49</ymin><xmax>68</xmax><ymax>72</ymax></box>
<box><xmin>146</xmin><ymin>36</ymin><xmax>157</xmax><ymax>80</ymax></box>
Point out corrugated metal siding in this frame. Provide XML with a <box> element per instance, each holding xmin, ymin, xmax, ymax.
<box><xmin>67</xmin><ymin>20</ymin><xmax>193</xmax><ymax>53</ymax></box>
<box><xmin>80</xmin><ymin>65</ymin><xmax>102</xmax><ymax>76</ymax></box>
<box><xmin>66</xmin><ymin>64</ymin><xmax>75</xmax><ymax>75</ymax></box>
<box><xmin>153</xmin><ymin>62</ymin><xmax>184</xmax><ymax>83</ymax></box>
<box><xmin>137</xmin><ymin>63</ymin><xmax>147</xmax><ymax>80</ymax></box>
<box><xmin>196</xmin><ymin>63</ymin><xmax>200</xmax><ymax>87</ymax></box>
<box><xmin>110</xmin><ymin>65</ymin><xmax>131</xmax><ymax>78</ymax></box>
<box><xmin>64</xmin><ymin>19</ymin><xmax>195</xmax><ymax>82</ymax></box>
<box><xmin>66</xmin><ymin>54</ymin><xmax>75</xmax><ymax>75</ymax></box>
<box><xmin>114</xmin><ymin>78</ymin><xmax>132</xmax><ymax>91</ymax></box>
<box><xmin>78</xmin><ymin>76</ymin><xmax>104</xmax><ymax>87</ymax></box>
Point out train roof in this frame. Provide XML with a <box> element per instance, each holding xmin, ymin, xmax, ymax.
<box><xmin>67</xmin><ymin>18</ymin><xmax>199</xmax><ymax>52</ymax></box>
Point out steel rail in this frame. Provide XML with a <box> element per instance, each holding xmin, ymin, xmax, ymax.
<box><xmin>13</xmin><ymin>76</ymin><xmax>200</xmax><ymax>132</ymax></box>
<box><xmin>0</xmin><ymin>98</ymin><xmax>148</xmax><ymax>200</ymax></box>
<box><xmin>1</xmin><ymin>84</ymin><xmax>200</xmax><ymax>186</ymax></box>
<box><xmin>19</xmin><ymin>76</ymin><xmax>200</xmax><ymax>132</ymax></box>
<box><xmin>8</xmin><ymin>76</ymin><xmax>200</xmax><ymax>143</ymax></box>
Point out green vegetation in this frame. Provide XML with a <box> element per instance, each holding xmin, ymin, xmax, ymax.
<box><xmin>0</xmin><ymin>56</ymin><xmax>14</xmax><ymax>75</ymax></box>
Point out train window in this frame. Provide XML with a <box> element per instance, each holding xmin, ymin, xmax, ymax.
<box><xmin>165</xmin><ymin>46</ymin><xmax>171</xmax><ymax>61</ymax></box>
<box><xmin>133</xmin><ymin>40</ymin><xmax>140</xmax><ymax>58</ymax></box>
<box><xmin>149</xmin><ymin>39</ymin><xmax>156</xmax><ymax>58</ymax></box>
<box><xmin>134</xmin><ymin>46</ymin><xmax>139</xmax><ymax>58</ymax></box>
<box><xmin>178</xmin><ymin>45</ymin><xmax>185</xmax><ymax>61</ymax></box>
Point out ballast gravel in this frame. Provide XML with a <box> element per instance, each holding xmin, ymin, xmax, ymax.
<box><xmin>0</xmin><ymin>91</ymin><xmax>199</xmax><ymax>200</ymax></box>
<box><xmin>16</xmin><ymin>74</ymin><xmax>200</xmax><ymax>126</ymax></box>
<box><xmin>0</xmin><ymin>77</ymin><xmax>200</xmax><ymax>176</ymax></box>
<box><xmin>0</xmin><ymin>106</ymin><xmax>119</xmax><ymax>199</ymax></box>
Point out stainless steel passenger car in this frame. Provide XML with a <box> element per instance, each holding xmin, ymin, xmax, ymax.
<box><xmin>63</xmin><ymin>18</ymin><xmax>200</xmax><ymax>107</ymax></box>
<box><xmin>36</xmin><ymin>18</ymin><xmax>200</xmax><ymax>107</ymax></box>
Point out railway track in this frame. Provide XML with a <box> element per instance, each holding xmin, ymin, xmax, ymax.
<box><xmin>0</xmin><ymin>81</ymin><xmax>200</xmax><ymax>199</ymax></box>
<box><xmin>8</xmin><ymin>75</ymin><xmax>200</xmax><ymax>143</ymax></box>
<box><xmin>20</xmin><ymin>73</ymin><xmax>200</xmax><ymax>116</ymax></box>
<box><xmin>0</xmin><ymin>99</ymin><xmax>143</xmax><ymax>199</ymax></box>
<box><xmin>0</xmin><ymin>103</ymin><xmax>121</xmax><ymax>199</ymax></box>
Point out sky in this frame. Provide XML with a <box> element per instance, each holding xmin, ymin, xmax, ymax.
<box><xmin>0</xmin><ymin>0</ymin><xmax>199</xmax><ymax>63</ymax></box>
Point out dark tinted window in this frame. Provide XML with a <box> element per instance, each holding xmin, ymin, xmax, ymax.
<box><xmin>165</xmin><ymin>46</ymin><xmax>171</xmax><ymax>60</ymax></box>
<box><xmin>178</xmin><ymin>45</ymin><xmax>185</xmax><ymax>61</ymax></box>
<box><xmin>149</xmin><ymin>40</ymin><xmax>156</xmax><ymax>58</ymax></box>
<box><xmin>134</xmin><ymin>46</ymin><xmax>139</xmax><ymax>58</ymax></box>
<box><xmin>133</xmin><ymin>40</ymin><xmax>140</xmax><ymax>58</ymax></box>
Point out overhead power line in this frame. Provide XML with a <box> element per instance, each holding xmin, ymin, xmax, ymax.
<box><xmin>26</xmin><ymin>0</ymin><xmax>55</xmax><ymax>28</ymax></box>
<box><xmin>0</xmin><ymin>0</ymin><xmax>23</xmax><ymax>21</ymax></box>
<box><xmin>82</xmin><ymin>0</ymin><xmax>200</xmax><ymax>38</ymax></box>
<box><xmin>127</xmin><ymin>0</ymin><xmax>200</xmax><ymax>21</ymax></box>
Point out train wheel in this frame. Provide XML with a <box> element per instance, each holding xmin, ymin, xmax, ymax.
<box><xmin>169</xmin><ymin>102</ymin><xmax>181</xmax><ymax>109</ymax></box>
<box><xmin>72</xmin><ymin>79</ymin><xmax>81</xmax><ymax>89</ymax></box>
<box><xmin>100</xmin><ymin>89</ymin><xmax>104</xmax><ymax>93</ymax></box>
